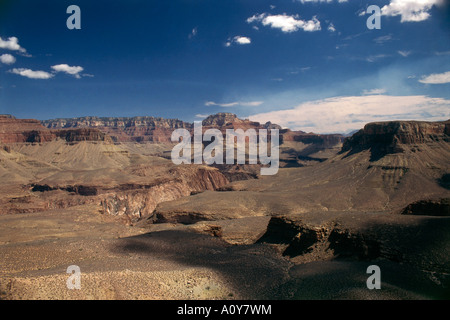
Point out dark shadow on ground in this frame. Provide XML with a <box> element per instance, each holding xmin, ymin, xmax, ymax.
<box><xmin>277</xmin><ymin>260</ymin><xmax>450</xmax><ymax>300</ymax></box>
<box><xmin>112</xmin><ymin>214</ymin><xmax>450</xmax><ymax>300</ymax></box>
<box><xmin>438</xmin><ymin>173</ymin><xmax>450</xmax><ymax>190</ymax></box>
<box><xmin>111</xmin><ymin>229</ymin><xmax>291</xmax><ymax>299</ymax></box>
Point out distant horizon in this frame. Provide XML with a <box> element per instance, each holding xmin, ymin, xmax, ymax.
<box><xmin>2</xmin><ymin>110</ymin><xmax>449</xmax><ymax>136</ymax></box>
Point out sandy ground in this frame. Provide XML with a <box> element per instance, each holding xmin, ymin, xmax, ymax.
<box><xmin>0</xmin><ymin>204</ymin><xmax>448</xmax><ymax>300</ymax></box>
<box><xmin>0</xmin><ymin>205</ymin><xmax>287</xmax><ymax>300</ymax></box>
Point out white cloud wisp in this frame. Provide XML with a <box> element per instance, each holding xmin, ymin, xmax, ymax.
<box><xmin>9</xmin><ymin>68</ymin><xmax>54</xmax><ymax>79</ymax></box>
<box><xmin>51</xmin><ymin>64</ymin><xmax>84</xmax><ymax>78</ymax></box>
<box><xmin>419</xmin><ymin>71</ymin><xmax>450</xmax><ymax>84</ymax></box>
<box><xmin>247</xmin><ymin>13</ymin><xmax>321</xmax><ymax>33</ymax></box>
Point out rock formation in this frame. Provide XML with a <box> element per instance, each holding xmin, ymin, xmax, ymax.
<box><xmin>257</xmin><ymin>212</ymin><xmax>450</xmax><ymax>273</ymax></box>
<box><xmin>400</xmin><ymin>198</ymin><xmax>450</xmax><ymax>216</ymax></box>
<box><xmin>0</xmin><ymin>115</ymin><xmax>114</xmax><ymax>144</ymax></box>
<box><xmin>41</xmin><ymin>113</ymin><xmax>343</xmax><ymax>147</ymax></box>
<box><xmin>153</xmin><ymin>118</ymin><xmax>450</xmax><ymax>221</ymax></box>
<box><xmin>100</xmin><ymin>166</ymin><xmax>229</xmax><ymax>221</ymax></box>
<box><xmin>342</xmin><ymin>120</ymin><xmax>450</xmax><ymax>160</ymax></box>
<box><xmin>55</xmin><ymin>128</ymin><xmax>113</xmax><ymax>143</ymax></box>
<box><xmin>42</xmin><ymin>116</ymin><xmax>191</xmax><ymax>143</ymax></box>
<box><xmin>0</xmin><ymin>115</ymin><xmax>56</xmax><ymax>143</ymax></box>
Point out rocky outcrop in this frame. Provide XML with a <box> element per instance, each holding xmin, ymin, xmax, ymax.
<box><xmin>0</xmin><ymin>115</ymin><xmax>115</xmax><ymax>144</ymax></box>
<box><xmin>258</xmin><ymin>213</ymin><xmax>450</xmax><ymax>273</ymax></box>
<box><xmin>281</xmin><ymin>129</ymin><xmax>344</xmax><ymax>149</ymax></box>
<box><xmin>42</xmin><ymin>116</ymin><xmax>192</xmax><ymax>143</ymax></box>
<box><xmin>0</xmin><ymin>115</ymin><xmax>56</xmax><ymax>143</ymax></box>
<box><xmin>202</xmin><ymin>113</ymin><xmax>281</xmax><ymax>134</ymax></box>
<box><xmin>101</xmin><ymin>180</ymin><xmax>192</xmax><ymax>221</ymax></box>
<box><xmin>42</xmin><ymin>116</ymin><xmax>190</xmax><ymax>130</ymax></box>
<box><xmin>55</xmin><ymin>128</ymin><xmax>113</xmax><ymax>143</ymax></box>
<box><xmin>12</xmin><ymin>165</ymin><xmax>229</xmax><ymax>221</ymax></box>
<box><xmin>100</xmin><ymin>166</ymin><xmax>229</xmax><ymax>221</ymax></box>
<box><xmin>400</xmin><ymin>198</ymin><xmax>450</xmax><ymax>216</ymax></box>
<box><xmin>31</xmin><ymin>184</ymin><xmax>99</xmax><ymax>196</ymax></box>
<box><xmin>342</xmin><ymin>120</ymin><xmax>450</xmax><ymax>160</ymax></box>
<box><xmin>262</xmin><ymin>121</ymin><xmax>282</xmax><ymax>130</ymax></box>
<box><xmin>202</xmin><ymin>113</ymin><xmax>245</xmax><ymax>127</ymax></box>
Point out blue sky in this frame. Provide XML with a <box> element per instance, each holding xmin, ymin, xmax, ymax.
<box><xmin>0</xmin><ymin>0</ymin><xmax>449</xmax><ymax>133</ymax></box>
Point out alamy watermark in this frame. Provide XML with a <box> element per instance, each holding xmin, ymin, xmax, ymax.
<box><xmin>366</xmin><ymin>5</ymin><xmax>381</xmax><ymax>30</ymax></box>
<box><xmin>366</xmin><ymin>265</ymin><xmax>381</xmax><ymax>289</ymax></box>
<box><xmin>67</xmin><ymin>5</ymin><xmax>81</xmax><ymax>30</ymax></box>
<box><xmin>171</xmin><ymin>121</ymin><xmax>280</xmax><ymax>175</ymax></box>
<box><xmin>67</xmin><ymin>4</ymin><xmax>381</xmax><ymax>31</ymax></box>
<box><xmin>66</xmin><ymin>265</ymin><xmax>81</xmax><ymax>290</ymax></box>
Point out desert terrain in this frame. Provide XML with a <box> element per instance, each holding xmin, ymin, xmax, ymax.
<box><xmin>0</xmin><ymin>113</ymin><xmax>449</xmax><ymax>300</ymax></box>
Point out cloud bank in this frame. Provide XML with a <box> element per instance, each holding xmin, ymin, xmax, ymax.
<box><xmin>249</xmin><ymin>95</ymin><xmax>450</xmax><ymax>133</ymax></box>
<box><xmin>381</xmin><ymin>0</ymin><xmax>444</xmax><ymax>22</ymax></box>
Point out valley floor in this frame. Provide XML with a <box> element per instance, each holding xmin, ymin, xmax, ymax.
<box><xmin>1</xmin><ymin>204</ymin><xmax>448</xmax><ymax>300</ymax></box>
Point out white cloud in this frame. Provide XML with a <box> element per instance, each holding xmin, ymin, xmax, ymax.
<box><xmin>247</xmin><ymin>13</ymin><xmax>321</xmax><ymax>33</ymax></box>
<box><xmin>206</xmin><ymin>101</ymin><xmax>239</xmax><ymax>107</ymax></box>
<box><xmin>188</xmin><ymin>27</ymin><xmax>198</xmax><ymax>39</ymax></box>
<box><xmin>234</xmin><ymin>36</ymin><xmax>251</xmax><ymax>45</ymax></box>
<box><xmin>362</xmin><ymin>88</ymin><xmax>387</xmax><ymax>95</ymax></box>
<box><xmin>195</xmin><ymin>114</ymin><xmax>210</xmax><ymax>118</ymax></box>
<box><xmin>398</xmin><ymin>50</ymin><xmax>412</xmax><ymax>57</ymax></box>
<box><xmin>381</xmin><ymin>0</ymin><xmax>444</xmax><ymax>22</ymax></box>
<box><xmin>300</xmin><ymin>67</ymin><xmax>311</xmax><ymax>72</ymax></box>
<box><xmin>241</xmin><ymin>101</ymin><xmax>264</xmax><ymax>107</ymax></box>
<box><xmin>364</xmin><ymin>54</ymin><xmax>389</xmax><ymax>63</ymax></box>
<box><xmin>9</xmin><ymin>68</ymin><xmax>54</xmax><ymax>79</ymax></box>
<box><xmin>51</xmin><ymin>64</ymin><xmax>84</xmax><ymax>78</ymax></box>
<box><xmin>246</xmin><ymin>13</ymin><xmax>265</xmax><ymax>24</ymax></box>
<box><xmin>419</xmin><ymin>71</ymin><xmax>450</xmax><ymax>84</ymax></box>
<box><xmin>225</xmin><ymin>36</ymin><xmax>251</xmax><ymax>47</ymax></box>
<box><xmin>435</xmin><ymin>51</ymin><xmax>450</xmax><ymax>56</ymax></box>
<box><xmin>249</xmin><ymin>95</ymin><xmax>450</xmax><ymax>133</ymax></box>
<box><xmin>373</xmin><ymin>34</ymin><xmax>393</xmax><ymax>44</ymax></box>
<box><xmin>358</xmin><ymin>9</ymin><xmax>367</xmax><ymax>16</ymax></box>
<box><xmin>0</xmin><ymin>54</ymin><xmax>16</xmax><ymax>65</ymax></box>
<box><xmin>8</xmin><ymin>63</ymin><xmax>88</xmax><ymax>79</ymax></box>
<box><xmin>0</xmin><ymin>36</ymin><xmax>26</xmax><ymax>52</ymax></box>
<box><xmin>298</xmin><ymin>0</ymin><xmax>348</xmax><ymax>3</ymax></box>
<box><xmin>206</xmin><ymin>101</ymin><xmax>263</xmax><ymax>107</ymax></box>
<box><xmin>327</xmin><ymin>23</ymin><xmax>336</xmax><ymax>32</ymax></box>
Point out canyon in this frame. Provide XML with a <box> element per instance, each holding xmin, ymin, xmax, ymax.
<box><xmin>0</xmin><ymin>114</ymin><xmax>449</xmax><ymax>300</ymax></box>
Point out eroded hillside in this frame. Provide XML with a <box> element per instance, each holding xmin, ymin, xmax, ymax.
<box><xmin>1</xmin><ymin>115</ymin><xmax>449</xmax><ymax>300</ymax></box>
